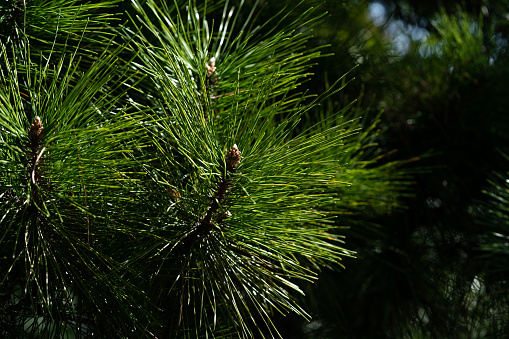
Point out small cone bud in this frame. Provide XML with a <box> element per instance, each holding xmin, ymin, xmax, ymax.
<box><xmin>225</xmin><ymin>144</ymin><xmax>241</xmax><ymax>170</ymax></box>
<box><xmin>29</xmin><ymin>116</ymin><xmax>43</xmax><ymax>140</ymax></box>
<box><xmin>206</xmin><ymin>57</ymin><xmax>216</xmax><ymax>77</ymax></box>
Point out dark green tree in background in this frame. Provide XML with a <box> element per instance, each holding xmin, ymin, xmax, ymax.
<box><xmin>261</xmin><ymin>1</ymin><xmax>509</xmax><ymax>338</ymax></box>
<box><xmin>0</xmin><ymin>0</ymin><xmax>408</xmax><ymax>338</ymax></box>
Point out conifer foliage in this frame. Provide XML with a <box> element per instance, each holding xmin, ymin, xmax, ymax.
<box><xmin>0</xmin><ymin>0</ymin><xmax>404</xmax><ymax>337</ymax></box>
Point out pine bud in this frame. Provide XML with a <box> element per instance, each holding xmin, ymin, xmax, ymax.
<box><xmin>225</xmin><ymin>144</ymin><xmax>241</xmax><ymax>170</ymax></box>
<box><xmin>206</xmin><ymin>57</ymin><xmax>216</xmax><ymax>77</ymax></box>
<box><xmin>28</xmin><ymin>116</ymin><xmax>43</xmax><ymax>140</ymax></box>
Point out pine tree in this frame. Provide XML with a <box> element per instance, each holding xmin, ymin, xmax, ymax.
<box><xmin>0</xmin><ymin>0</ymin><xmax>406</xmax><ymax>337</ymax></box>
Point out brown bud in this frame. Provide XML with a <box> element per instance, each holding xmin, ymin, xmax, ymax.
<box><xmin>225</xmin><ymin>144</ymin><xmax>241</xmax><ymax>170</ymax></box>
<box><xmin>28</xmin><ymin>116</ymin><xmax>43</xmax><ymax>139</ymax></box>
<box><xmin>206</xmin><ymin>57</ymin><xmax>216</xmax><ymax>77</ymax></box>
